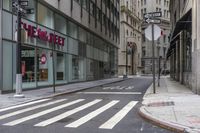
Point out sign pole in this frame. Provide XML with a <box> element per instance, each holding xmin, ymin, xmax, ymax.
<box><xmin>152</xmin><ymin>23</ymin><xmax>156</xmax><ymax>94</ymax></box>
<box><xmin>14</xmin><ymin>0</ymin><xmax>24</xmax><ymax>98</ymax></box>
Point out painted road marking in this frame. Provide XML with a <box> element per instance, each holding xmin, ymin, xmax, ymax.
<box><xmin>99</xmin><ymin>101</ymin><xmax>138</xmax><ymax>129</ymax></box>
<box><xmin>77</xmin><ymin>92</ymin><xmax>142</xmax><ymax>95</ymax></box>
<box><xmin>3</xmin><ymin>99</ymin><xmax>84</xmax><ymax>126</ymax></box>
<box><xmin>0</xmin><ymin>99</ymin><xmax>66</xmax><ymax>120</ymax></box>
<box><xmin>0</xmin><ymin>99</ymin><xmax>51</xmax><ymax>113</ymax></box>
<box><xmin>102</xmin><ymin>86</ymin><xmax>135</xmax><ymax>90</ymax></box>
<box><xmin>34</xmin><ymin>99</ymin><xmax>102</xmax><ymax>127</ymax></box>
<box><xmin>65</xmin><ymin>100</ymin><xmax>119</xmax><ymax>128</ymax></box>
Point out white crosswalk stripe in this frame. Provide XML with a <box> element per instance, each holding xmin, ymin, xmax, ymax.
<box><xmin>0</xmin><ymin>99</ymin><xmax>51</xmax><ymax>113</ymax></box>
<box><xmin>65</xmin><ymin>100</ymin><xmax>119</xmax><ymax>128</ymax></box>
<box><xmin>3</xmin><ymin>99</ymin><xmax>84</xmax><ymax>126</ymax></box>
<box><xmin>34</xmin><ymin>99</ymin><xmax>102</xmax><ymax>127</ymax></box>
<box><xmin>0</xmin><ymin>99</ymin><xmax>66</xmax><ymax>120</ymax></box>
<box><xmin>1</xmin><ymin>99</ymin><xmax>138</xmax><ymax>130</ymax></box>
<box><xmin>99</xmin><ymin>101</ymin><xmax>138</xmax><ymax>129</ymax></box>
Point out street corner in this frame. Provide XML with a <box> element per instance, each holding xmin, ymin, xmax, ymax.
<box><xmin>138</xmin><ymin>106</ymin><xmax>187</xmax><ymax>133</ymax></box>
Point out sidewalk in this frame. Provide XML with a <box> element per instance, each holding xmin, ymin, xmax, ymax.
<box><xmin>139</xmin><ymin>76</ymin><xmax>200</xmax><ymax>133</ymax></box>
<box><xmin>0</xmin><ymin>78</ymin><xmax>123</xmax><ymax>109</ymax></box>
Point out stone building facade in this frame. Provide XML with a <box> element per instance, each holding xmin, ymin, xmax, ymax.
<box><xmin>118</xmin><ymin>0</ymin><xmax>142</xmax><ymax>76</ymax></box>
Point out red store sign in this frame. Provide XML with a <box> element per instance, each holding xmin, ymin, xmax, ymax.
<box><xmin>21</xmin><ymin>22</ymin><xmax>65</xmax><ymax>46</ymax></box>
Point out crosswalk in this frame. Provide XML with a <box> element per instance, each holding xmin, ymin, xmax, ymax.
<box><xmin>0</xmin><ymin>98</ymin><xmax>138</xmax><ymax>129</ymax></box>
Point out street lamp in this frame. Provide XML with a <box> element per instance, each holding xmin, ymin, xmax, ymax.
<box><xmin>123</xmin><ymin>37</ymin><xmax>135</xmax><ymax>79</ymax></box>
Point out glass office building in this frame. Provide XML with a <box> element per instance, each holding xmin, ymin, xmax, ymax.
<box><xmin>0</xmin><ymin>0</ymin><xmax>120</xmax><ymax>92</ymax></box>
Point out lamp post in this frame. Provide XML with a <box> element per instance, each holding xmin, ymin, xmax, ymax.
<box><xmin>123</xmin><ymin>37</ymin><xmax>134</xmax><ymax>79</ymax></box>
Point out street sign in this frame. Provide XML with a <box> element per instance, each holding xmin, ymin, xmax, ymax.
<box><xmin>26</xmin><ymin>8</ymin><xmax>34</xmax><ymax>14</ymax></box>
<box><xmin>19</xmin><ymin>1</ymin><xmax>28</xmax><ymax>6</ymax></box>
<box><xmin>145</xmin><ymin>18</ymin><xmax>161</xmax><ymax>24</ymax></box>
<box><xmin>145</xmin><ymin>24</ymin><xmax>161</xmax><ymax>41</ymax></box>
<box><xmin>144</xmin><ymin>12</ymin><xmax>162</xmax><ymax>19</ymax></box>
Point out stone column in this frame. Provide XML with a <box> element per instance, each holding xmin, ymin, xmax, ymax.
<box><xmin>0</xmin><ymin>3</ymin><xmax>2</xmax><ymax>94</ymax></box>
<box><xmin>179</xmin><ymin>31</ymin><xmax>184</xmax><ymax>84</ymax></box>
<box><xmin>176</xmin><ymin>41</ymin><xmax>180</xmax><ymax>81</ymax></box>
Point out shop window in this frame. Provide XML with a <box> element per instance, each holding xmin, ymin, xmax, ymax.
<box><xmin>21</xmin><ymin>46</ymin><xmax>36</xmax><ymax>88</ymax></box>
<box><xmin>37</xmin><ymin>48</ymin><xmax>53</xmax><ymax>86</ymax></box>
<box><xmin>2</xmin><ymin>41</ymin><xmax>13</xmax><ymax>91</ymax></box>
<box><xmin>55</xmin><ymin>53</ymin><xmax>67</xmax><ymax>83</ymax></box>
<box><xmin>37</xmin><ymin>3</ymin><xmax>54</xmax><ymax>29</ymax></box>
<box><xmin>68</xmin><ymin>55</ymin><xmax>86</xmax><ymax>82</ymax></box>
<box><xmin>86</xmin><ymin>59</ymin><xmax>94</xmax><ymax>80</ymax></box>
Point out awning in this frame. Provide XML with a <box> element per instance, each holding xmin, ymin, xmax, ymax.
<box><xmin>167</xmin><ymin>9</ymin><xmax>192</xmax><ymax>58</ymax></box>
<box><xmin>171</xmin><ymin>9</ymin><xmax>192</xmax><ymax>39</ymax></box>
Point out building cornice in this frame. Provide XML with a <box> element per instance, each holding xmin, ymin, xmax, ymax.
<box><xmin>121</xmin><ymin>5</ymin><xmax>141</xmax><ymax>22</ymax></box>
<box><xmin>121</xmin><ymin>21</ymin><xmax>142</xmax><ymax>34</ymax></box>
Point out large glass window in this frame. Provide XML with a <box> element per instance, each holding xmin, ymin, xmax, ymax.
<box><xmin>55</xmin><ymin>53</ymin><xmax>67</xmax><ymax>83</ymax></box>
<box><xmin>68</xmin><ymin>55</ymin><xmax>86</xmax><ymax>82</ymax></box>
<box><xmin>78</xmin><ymin>27</ymin><xmax>87</xmax><ymax>43</ymax></box>
<box><xmin>86</xmin><ymin>59</ymin><xmax>94</xmax><ymax>80</ymax></box>
<box><xmin>37</xmin><ymin>48</ymin><xmax>53</xmax><ymax>86</ymax></box>
<box><xmin>68</xmin><ymin>37</ymin><xmax>78</xmax><ymax>55</ymax></box>
<box><xmin>3</xmin><ymin>0</ymin><xmax>11</xmax><ymax>11</ymax></box>
<box><xmin>26</xmin><ymin>0</ymin><xmax>36</xmax><ymax>21</ymax></box>
<box><xmin>37</xmin><ymin>3</ymin><xmax>54</xmax><ymax>29</ymax></box>
<box><xmin>68</xmin><ymin>21</ymin><xmax>78</xmax><ymax>39</ymax></box>
<box><xmin>2</xmin><ymin>11</ymin><xmax>12</xmax><ymax>40</ymax></box>
<box><xmin>21</xmin><ymin>46</ymin><xmax>36</xmax><ymax>89</ymax></box>
<box><xmin>55</xmin><ymin>14</ymin><xmax>67</xmax><ymax>34</ymax></box>
<box><xmin>2</xmin><ymin>41</ymin><xmax>13</xmax><ymax>91</ymax></box>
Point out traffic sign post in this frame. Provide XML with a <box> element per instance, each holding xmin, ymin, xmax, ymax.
<box><xmin>12</xmin><ymin>0</ymin><xmax>34</xmax><ymax>98</ymax></box>
<box><xmin>144</xmin><ymin>12</ymin><xmax>162</xmax><ymax>94</ymax></box>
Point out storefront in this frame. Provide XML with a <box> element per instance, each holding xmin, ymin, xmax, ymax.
<box><xmin>0</xmin><ymin>0</ymin><xmax>118</xmax><ymax>92</ymax></box>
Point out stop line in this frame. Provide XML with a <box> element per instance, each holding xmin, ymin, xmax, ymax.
<box><xmin>103</xmin><ymin>86</ymin><xmax>135</xmax><ymax>90</ymax></box>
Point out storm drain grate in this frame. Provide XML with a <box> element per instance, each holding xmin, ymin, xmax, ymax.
<box><xmin>147</xmin><ymin>101</ymin><xmax>175</xmax><ymax>107</ymax></box>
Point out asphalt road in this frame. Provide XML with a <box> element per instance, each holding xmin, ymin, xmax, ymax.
<box><xmin>0</xmin><ymin>77</ymin><xmax>172</xmax><ymax>133</ymax></box>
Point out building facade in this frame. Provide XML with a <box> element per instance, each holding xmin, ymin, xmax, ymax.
<box><xmin>167</xmin><ymin>0</ymin><xmax>200</xmax><ymax>94</ymax></box>
<box><xmin>141</xmin><ymin>0</ymin><xmax>170</xmax><ymax>74</ymax></box>
<box><xmin>0</xmin><ymin>0</ymin><xmax>120</xmax><ymax>93</ymax></box>
<box><xmin>118</xmin><ymin>0</ymin><xmax>142</xmax><ymax>76</ymax></box>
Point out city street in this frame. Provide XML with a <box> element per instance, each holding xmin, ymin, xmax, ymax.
<box><xmin>0</xmin><ymin>77</ymin><xmax>171</xmax><ymax>133</ymax></box>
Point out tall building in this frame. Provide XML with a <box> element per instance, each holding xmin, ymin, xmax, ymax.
<box><xmin>167</xmin><ymin>0</ymin><xmax>200</xmax><ymax>94</ymax></box>
<box><xmin>118</xmin><ymin>0</ymin><xmax>142</xmax><ymax>76</ymax></box>
<box><xmin>0</xmin><ymin>0</ymin><xmax>120</xmax><ymax>93</ymax></box>
<box><xmin>141</xmin><ymin>0</ymin><xmax>170</xmax><ymax>74</ymax></box>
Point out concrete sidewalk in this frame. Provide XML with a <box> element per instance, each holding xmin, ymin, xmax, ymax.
<box><xmin>0</xmin><ymin>78</ymin><xmax>124</xmax><ymax>109</ymax></box>
<box><xmin>139</xmin><ymin>76</ymin><xmax>200</xmax><ymax>133</ymax></box>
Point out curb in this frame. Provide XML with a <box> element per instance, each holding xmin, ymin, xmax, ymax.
<box><xmin>0</xmin><ymin>78</ymin><xmax>125</xmax><ymax>109</ymax></box>
<box><xmin>138</xmin><ymin>106</ymin><xmax>189</xmax><ymax>133</ymax></box>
